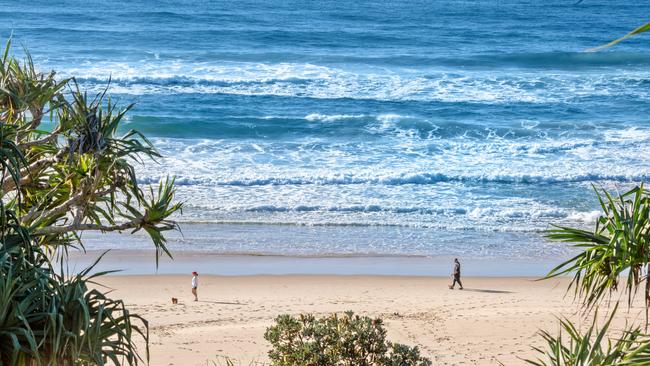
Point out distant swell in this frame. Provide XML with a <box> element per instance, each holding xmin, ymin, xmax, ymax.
<box><xmin>439</xmin><ymin>52</ymin><xmax>650</xmax><ymax>68</ymax></box>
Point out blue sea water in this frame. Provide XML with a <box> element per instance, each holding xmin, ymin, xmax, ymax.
<box><xmin>2</xmin><ymin>0</ymin><xmax>650</xmax><ymax>260</ymax></box>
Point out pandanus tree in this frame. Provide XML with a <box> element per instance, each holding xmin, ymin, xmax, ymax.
<box><xmin>527</xmin><ymin>186</ymin><xmax>650</xmax><ymax>366</ymax></box>
<box><xmin>544</xmin><ymin>185</ymin><xmax>650</xmax><ymax>319</ymax></box>
<box><xmin>525</xmin><ymin>305</ymin><xmax>650</xmax><ymax>366</ymax></box>
<box><xmin>0</xmin><ymin>40</ymin><xmax>181</xmax><ymax>365</ymax></box>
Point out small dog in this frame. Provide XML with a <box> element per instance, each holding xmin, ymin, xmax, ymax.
<box><xmin>171</xmin><ymin>297</ymin><xmax>178</xmax><ymax>305</ymax></box>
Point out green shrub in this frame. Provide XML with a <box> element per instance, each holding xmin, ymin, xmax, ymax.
<box><xmin>264</xmin><ymin>311</ymin><xmax>431</xmax><ymax>366</ymax></box>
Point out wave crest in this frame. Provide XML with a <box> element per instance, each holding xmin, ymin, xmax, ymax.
<box><xmin>55</xmin><ymin>60</ymin><xmax>650</xmax><ymax>103</ymax></box>
<box><xmin>140</xmin><ymin>172</ymin><xmax>650</xmax><ymax>187</ymax></box>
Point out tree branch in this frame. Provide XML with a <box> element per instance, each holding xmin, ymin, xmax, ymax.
<box><xmin>2</xmin><ymin>149</ymin><xmax>65</xmax><ymax>192</ymax></box>
<box><xmin>21</xmin><ymin>190</ymin><xmax>85</xmax><ymax>225</ymax></box>
<box><xmin>33</xmin><ymin>218</ymin><xmax>143</xmax><ymax>236</ymax></box>
<box><xmin>18</xmin><ymin>132</ymin><xmax>59</xmax><ymax>149</ymax></box>
<box><xmin>27</xmin><ymin>106</ymin><xmax>44</xmax><ymax>131</ymax></box>
<box><xmin>21</xmin><ymin>184</ymin><xmax>118</xmax><ymax>225</ymax></box>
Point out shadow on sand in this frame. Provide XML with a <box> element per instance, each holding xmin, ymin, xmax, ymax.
<box><xmin>197</xmin><ymin>300</ymin><xmax>245</xmax><ymax>305</ymax></box>
<box><xmin>459</xmin><ymin>288</ymin><xmax>514</xmax><ymax>294</ymax></box>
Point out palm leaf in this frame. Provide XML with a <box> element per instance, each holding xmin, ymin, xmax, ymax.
<box><xmin>589</xmin><ymin>22</ymin><xmax>650</xmax><ymax>51</ymax></box>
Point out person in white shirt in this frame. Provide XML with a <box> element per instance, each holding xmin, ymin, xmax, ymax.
<box><xmin>191</xmin><ymin>271</ymin><xmax>199</xmax><ymax>301</ymax></box>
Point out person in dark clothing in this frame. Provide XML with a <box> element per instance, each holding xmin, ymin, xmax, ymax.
<box><xmin>448</xmin><ymin>258</ymin><xmax>463</xmax><ymax>290</ymax></box>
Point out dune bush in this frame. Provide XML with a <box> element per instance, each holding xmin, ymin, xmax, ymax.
<box><xmin>264</xmin><ymin>311</ymin><xmax>431</xmax><ymax>366</ymax></box>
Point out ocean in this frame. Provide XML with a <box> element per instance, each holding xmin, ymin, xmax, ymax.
<box><xmin>3</xmin><ymin>0</ymin><xmax>650</xmax><ymax>262</ymax></box>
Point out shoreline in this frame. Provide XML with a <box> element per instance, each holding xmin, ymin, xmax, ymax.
<box><xmin>69</xmin><ymin>249</ymin><xmax>562</xmax><ymax>277</ymax></box>
<box><xmin>76</xmin><ymin>222</ymin><xmax>573</xmax><ymax>263</ymax></box>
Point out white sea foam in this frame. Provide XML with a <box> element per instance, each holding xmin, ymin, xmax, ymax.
<box><xmin>603</xmin><ymin>127</ymin><xmax>650</xmax><ymax>143</ymax></box>
<box><xmin>130</xmin><ymin>126</ymin><xmax>650</xmax><ymax>236</ymax></box>
<box><xmin>140</xmin><ymin>171</ymin><xmax>650</xmax><ymax>187</ymax></box>
<box><xmin>567</xmin><ymin>210</ymin><xmax>602</xmax><ymax>224</ymax></box>
<box><xmin>304</xmin><ymin>113</ymin><xmax>367</xmax><ymax>122</ymax></box>
<box><xmin>42</xmin><ymin>60</ymin><xmax>650</xmax><ymax>103</ymax></box>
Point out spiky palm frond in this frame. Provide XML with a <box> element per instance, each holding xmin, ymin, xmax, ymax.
<box><xmin>0</xmin><ymin>233</ymin><xmax>149</xmax><ymax>366</ymax></box>
<box><xmin>589</xmin><ymin>22</ymin><xmax>650</xmax><ymax>51</ymax></box>
<box><xmin>545</xmin><ymin>185</ymin><xmax>650</xmax><ymax>320</ymax></box>
<box><xmin>525</xmin><ymin>305</ymin><xmax>650</xmax><ymax>366</ymax></box>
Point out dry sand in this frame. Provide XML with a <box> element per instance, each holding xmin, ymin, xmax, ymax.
<box><xmin>95</xmin><ymin>275</ymin><xmax>647</xmax><ymax>366</ymax></box>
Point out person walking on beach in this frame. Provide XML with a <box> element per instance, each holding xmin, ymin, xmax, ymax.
<box><xmin>449</xmin><ymin>258</ymin><xmax>463</xmax><ymax>290</ymax></box>
<box><xmin>191</xmin><ymin>271</ymin><xmax>199</xmax><ymax>301</ymax></box>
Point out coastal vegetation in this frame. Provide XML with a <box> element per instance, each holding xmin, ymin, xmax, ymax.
<box><xmin>0</xmin><ymin>41</ymin><xmax>181</xmax><ymax>365</ymax></box>
<box><xmin>545</xmin><ymin>185</ymin><xmax>650</xmax><ymax>319</ymax></box>
<box><xmin>526</xmin><ymin>185</ymin><xmax>650</xmax><ymax>365</ymax></box>
<box><xmin>525</xmin><ymin>304</ymin><xmax>650</xmax><ymax>365</ymax></box>
<box><xmin>264</xmin><ymin>311</ymin><xmax>431</xmax><ymax>366</ymax></box>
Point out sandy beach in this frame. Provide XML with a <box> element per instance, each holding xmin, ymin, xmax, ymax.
<box><xmin>95</xmin><ymin>274</ymin><xmax>647</xmax><ymax>366</ymax></box>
